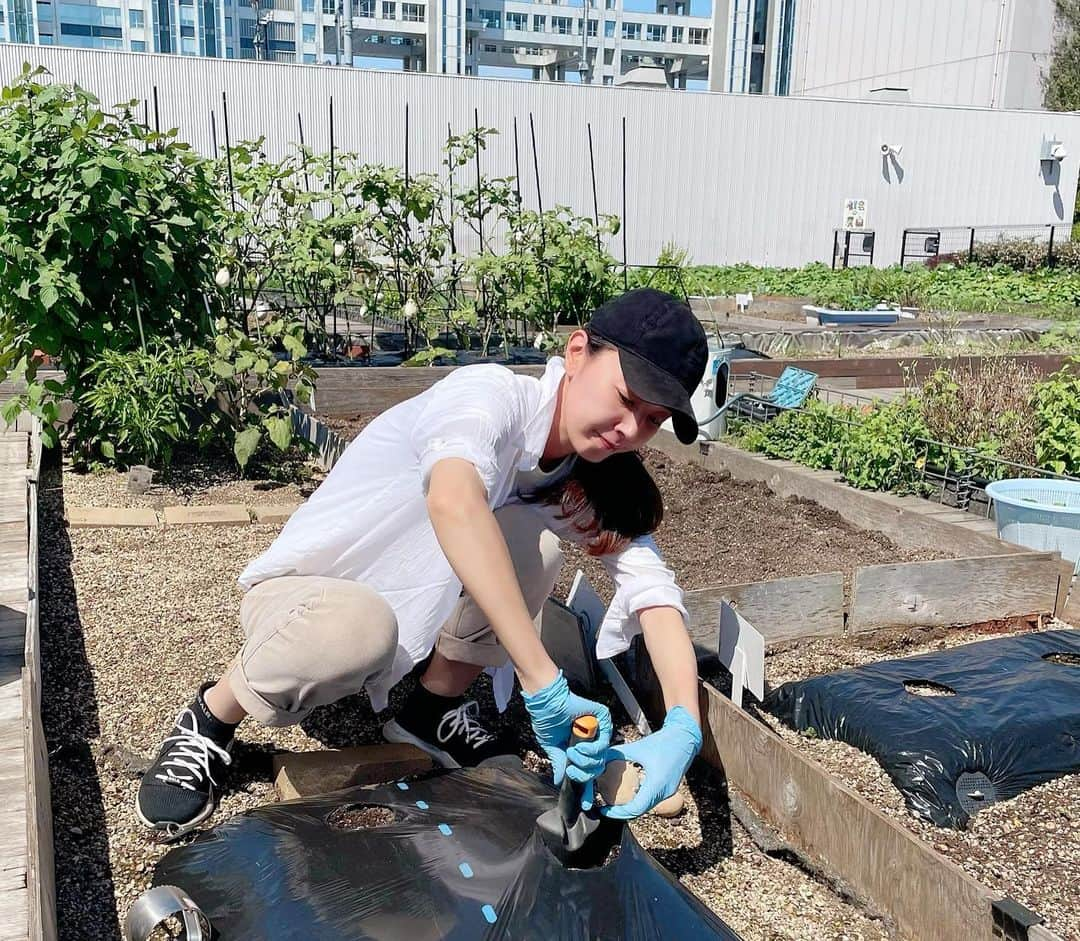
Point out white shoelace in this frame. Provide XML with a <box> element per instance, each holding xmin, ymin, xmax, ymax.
<box><xmin>154</xmin><ymin>708</ymin><xmax>233</xmax><ymax>792</ymax></box>
<box><xmin>437</xmin><ymin>700</ymin><xmax>495</xmax><ymax>749</ymax></box>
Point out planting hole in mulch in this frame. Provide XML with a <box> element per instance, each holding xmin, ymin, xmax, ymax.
<box><xmin>1043</xmin><ymin>651</ymin><xmax>1080</xmax><ymax>666</ymax></box>
<box><xmin>326</xmin><ymin>804</ymin><xmax>398</xmax><ymax>831</ymax></box>
<box><xmin>903</xmin><ymin>679</ymin><xmax>956</xmax><ymax>697</ymax></box>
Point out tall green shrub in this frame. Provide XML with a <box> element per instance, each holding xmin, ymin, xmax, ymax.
<box><xmin>0</xmin><ymin>66</ymin><xmax>227</xmax><ymax>444</ymax></box>
<box><xmin>1033</xmin><ymin>362</ymin><xmax>1080</xmax><ymax>476</ymax></box>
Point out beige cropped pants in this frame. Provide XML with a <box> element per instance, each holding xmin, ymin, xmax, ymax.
<box><xmin>224</xmin><ymin>504</ymin><xmax>563</xmax><ymax>726</ymax></box>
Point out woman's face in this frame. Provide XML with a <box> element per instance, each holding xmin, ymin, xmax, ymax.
<box><xmin>561</xmin><ymin>331</ymin><xmax>671</xmax><ymax>463</ymax></box>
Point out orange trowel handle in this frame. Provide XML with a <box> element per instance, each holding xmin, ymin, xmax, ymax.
<box><xmin>570</xmin><ymin>715</ymin><xmax>599</xmax><ymax>746</ymax></box>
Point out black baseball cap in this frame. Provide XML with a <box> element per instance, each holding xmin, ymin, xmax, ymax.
<box><xmin>588</xmin><ymin>288</ymin><xmax>708</xmax><ymax>445</ymax></box>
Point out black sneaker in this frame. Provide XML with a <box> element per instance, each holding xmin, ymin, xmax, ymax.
<box><xmin>135</xmin><ymin>684</ymin><xmax>236</xmax><ymax>840</ymax></box>
<box><xmin>383</xmin><ymin>684</ymin><xmax>508</xmax><ymax>768</ymax></box>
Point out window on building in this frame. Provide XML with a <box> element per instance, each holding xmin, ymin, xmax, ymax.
<box><xmin>479</xmin><ymin>7</ymin><xmax>500</xmax><ymax>27</ymax></box>
<box><xmin>670</xmin><ymin>25</ymin><xmax>682</xmax><ymax>42</ymax></box>
<box><xmin>646</xmin><ymin>23</ymin><xmax>664</xmax><ymax>41</ymax></box>
<box><xmin>604</xmin><ymin>0</ymin><xmax>613</xmax><ymax>8</ymax></box>
<box><xmin>603</xmin><ymin>19</ymin><xmax>613</xmax><ymax>37</ymax></box>
<box><xmin>586</xmin><ymin>17</ymin><xmax>596</xmax><ymax>36</ymax></box>
<box><xmin>181</xmin><ymin>36</ymin><xmax>196</xmax><ymax>52</ymax></box>
<box><xmin>688</xmin><ymin>26</ymin><xmax>706</xmax><ymax>44</ymax></box>
<box><xmin>603</xmin><ymin>47</ymin><xmax>612</xmax><ymax>64</ymax></box>
<box><xmin>602</xmin><ymin>75</ymin><xmax>612</xmax><ymax>85</ymax></box>
<box><xmin>382</xmin><ymin>1</ymin><xmax>394</xmax><ymax>17</ymax></box>
<box><xmin>132</xmin><ymin>38</ymin><xmax>146</xmax><ymax>49</ymax></box>
<box><xmin>358</xmin><ymin>0</ymin><xmax>374</xmax><ymax>13</ymax></box>
<box><xmin>402</xmin><ymin>3</ymin><xmax>422</xmax><ymax>20</ymax></box>
<box><xmin>126</xmin><ymin>7</ymin><xmax>142</xmax><ymax>27</ymax></box>
<box><xmin>532</xmin><ymin>13</ymin><xmax>544</xmax><ymax>30</ymax></box>
<box><xmin>621</xmin><ymin>21</ymin><xmax>639</xmax><ymax>39</ymax></box>
<box><xmin>657</xmin><ymin>2</ymin><xmax>667</xmax><ymax>11</ymax></box>
<box><xmin>506</xmin><ymin>11</ymin><xmax>525</xmax><ymax>29</ymax></box>
<box><xmin>302</xmin><ymin>0</ymin><xmax>313</xmax><ymax>10</ymax></box>
<box><xmin>322</xmin><ymin>0</ymin><xmax>334</xmax><ymax>12</ymax></box>
<box><xmin>674</xmin><ymin>1</ymin><xmax>684</xmax><ymax>12</ymax></box>
<box><xmin>303</xmin><ymin>51</ymin><xmax>315</xmax><ymax>61</ymax></box>
<box><xmin>551</xmin><ymin>15</ymin><xmax>569</xmax><ymax>33</ymax></box>
<box><xmin>302</xmin><ymin>22</ymin><xmax>315</xmax><ymax>41</ymax></box>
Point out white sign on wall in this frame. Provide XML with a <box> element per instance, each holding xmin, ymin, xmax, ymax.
<box><xmin>843</xmin><ymin>198</ymin><xmax>868</xmax><ymax>230</ymax></box>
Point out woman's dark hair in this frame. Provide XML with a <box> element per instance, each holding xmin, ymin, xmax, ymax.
<box><xmin>525</xmin><ymin>329</ymin><xmax>664</xmax><ymax>555</ymax></box>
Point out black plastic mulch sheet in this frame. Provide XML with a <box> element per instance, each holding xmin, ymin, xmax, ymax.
<box><xmin>767</xmin><ymin>629</ymin><xmax>1080</xmax><ymax>829</ymax></box>
<box><xmin>153</xmin><ymin>758</ymin><xmax>742</xmax><ymax>940</ymax></box>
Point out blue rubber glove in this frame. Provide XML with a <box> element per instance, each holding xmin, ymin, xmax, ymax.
<box><xmin>521</xmin><ymin>671</ymin><xmax>613</xmax><ymax>803</ymax></box>
<box><xmin>599</xmin><ymin>705</ymin><xmax>702</xmax><ymax>820</ymax></box>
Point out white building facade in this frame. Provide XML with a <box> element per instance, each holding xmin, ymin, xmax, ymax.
<box><xmin>0</xmin><ymin>0</ymin><xmax>1064</xmax><ymax>103</ymax></box>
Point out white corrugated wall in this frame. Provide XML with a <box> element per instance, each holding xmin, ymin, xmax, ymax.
<box><xmin>2</xmin><ymin>43</ymin><xmax>1077</xmax><ymax>268</ymax></box>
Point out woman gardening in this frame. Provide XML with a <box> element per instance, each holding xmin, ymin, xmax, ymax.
<box><xmin>136</xmin><ymin>287</ymin><xmax>707</xmax><ymax>837</ymax></box>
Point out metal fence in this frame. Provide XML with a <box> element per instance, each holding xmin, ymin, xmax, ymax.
<box><xmin>898</xmin><ymin>224</ymin><xmax>1073</xmax><ymax>268</ymax></box>
<box><xmin>831</xmin><ymin>229</ymin><xmax>876</xmax><ymax>269</ymax></box>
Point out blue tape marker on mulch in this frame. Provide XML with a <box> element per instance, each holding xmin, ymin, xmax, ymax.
<box><xmin>438</xmin><ymin>823</ymin><xmax>452</xmax><ymax>836</ymax></box>
<box><xmin>481</xmin><ymin>904</ymin><xmax>497</xmax><ymax>924</ymax></box>
<box><xmin>415</xmin><ymin>800</ymin><xmax>429</xmax><ymax>810</ymax></box>
<box><xmin>396</xmin><ymin>782</ymin><xmax>409</xmax><ymax>791</ymax></box>
<box><xmin>458</xmin><ymin>862</ymin><xmax>473</xmax><ymax>879</ymax></box>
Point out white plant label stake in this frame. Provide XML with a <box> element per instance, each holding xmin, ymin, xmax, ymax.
<box><xmin>718</xmin><ymin>601</ymin><xmax>765</xmax><ymax>709</ymax></box>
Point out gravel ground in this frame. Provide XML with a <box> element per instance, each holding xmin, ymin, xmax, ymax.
<box><xmin>61</xmin><ymin>444</ymin><xmax>324</xmax><ymax>509</ymax></box>
<box><xmin>38</xmin><ymin>444</ymin><xmax>914</xmax><ymax>941</ymax></box>
<box><xmin>704</xmin><ymin>623</ymin><xmax>1080</xmax><ymax>939</ymax></box>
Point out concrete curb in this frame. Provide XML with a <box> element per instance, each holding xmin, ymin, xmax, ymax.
<box><xmin>65</xmin><ymin>502</ymin><xmax>303</xmax><ymax>529</ymax></box>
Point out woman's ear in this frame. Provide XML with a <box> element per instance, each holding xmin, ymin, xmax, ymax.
<box><xmin>563</xmin><ymin>329</ymin><xmax>590</xmax><ymax>377</ymax></box>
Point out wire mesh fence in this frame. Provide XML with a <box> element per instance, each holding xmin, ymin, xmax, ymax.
<box><xmin>899</xmin><ymin>224</ymin><xmax>1073</xmax><ymax>268</ymax></box>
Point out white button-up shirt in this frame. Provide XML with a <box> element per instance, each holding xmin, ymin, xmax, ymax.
<box><xmin>238</xmin><ymin>357</ymin><xmax>688</xmax><ymax>711</ymax></box>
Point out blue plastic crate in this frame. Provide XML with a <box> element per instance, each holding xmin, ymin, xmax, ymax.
<box><xmin>986</xmin><ymin>478</ymin><xmax>1080</xmax><ymax>571</ymax></box>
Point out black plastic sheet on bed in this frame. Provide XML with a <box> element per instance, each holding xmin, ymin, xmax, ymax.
<box><xmin>767</xmin><ymin>630</ymin><xmax>1080</xmax><ymax>828</ymax></box>
<box><xmin>151</xmin><ymin>757</ymin><xmax>742</xmax><ymax>940</ymax></box>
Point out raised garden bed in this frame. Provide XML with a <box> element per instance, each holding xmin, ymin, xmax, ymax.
<box><xmin>697</xmin><ymin>621</ymin><xmax>1080</xmax><ymax>940</ymax></box>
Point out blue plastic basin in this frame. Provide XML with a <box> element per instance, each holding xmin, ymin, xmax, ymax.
<box><xmin>986</xmin><ymin>478</ymin><xmax>1080</xmax><ymax>570</ymax></box>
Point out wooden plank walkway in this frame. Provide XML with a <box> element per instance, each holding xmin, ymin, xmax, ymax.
<box><xmin>0</xmin><ymin>430</ymin><xmax>33</xmax><ymax>941</ymax></box>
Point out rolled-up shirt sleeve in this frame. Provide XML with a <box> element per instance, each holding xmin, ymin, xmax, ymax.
<box><xmin>411</xmin><ymin>365</ymin><xmax>524</xmax><ymax>503</ymax></box>
<box><xmin>595</xmin><ymin>535</ymin><xmax>688</xmax><ymax>659</ymax></box>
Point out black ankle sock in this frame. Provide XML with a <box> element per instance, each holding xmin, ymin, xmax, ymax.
<box><xmin>192</xmin><ymin>684</ymin><xmax>239</xmax><ymax>744</ymax></box>
<box><xmin>400</xmin><ymin>682</ymin><xmax>463</xmax><ymax>722</ymax></box>
<box><xmin>413</xmin><ymin>682</ymin><xmax>464</xmax><ymax>710</ymax></box>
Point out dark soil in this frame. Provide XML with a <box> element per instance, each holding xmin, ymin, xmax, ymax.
<box><xmin>320</xmin><ymin>415</ymin><xmax>946</xmax><ymax>604</ymax></box>
<box><xmin>554</xmin><ymin>450</ymin><xmax>945</xmax><ymax>604</ymax></box>
<box><xmin>327</xmin><ymin>804</ymin><xmax>398</xmax><ymax>830</ymax></box>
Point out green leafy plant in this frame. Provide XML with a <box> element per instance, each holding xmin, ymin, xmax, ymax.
<box><xmin>0</xmin><ymin>65</ymin><xmax>226</xmax><ymax>445</ymax></box>
<box><xmin>838</xmin><ymin>398</ymin><xmax>930</xmax><ymax>492</ymax></box>
<box><xmin>1033</xmin><ymin>361</ymin><xmax>1080</xmax><ymax>475</ymax></box>
<box><xmin>643</xmin><ymin>243</ymin><xmax>692</xmax><ymax>298</ymax></box>
<box><xmin>194</xmin><ymin>317</ymin><xmax>317</xmax><ymax>471</ymax></box>
<box><xmin>683</xmin><ymin>261</ymin><xmax>1080</xmax><ymax>320</ymax></box>
<box><xmin>69</xmin><ymin>345</ymin><xmax>204</xmax><ymax>468</ymax></box>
